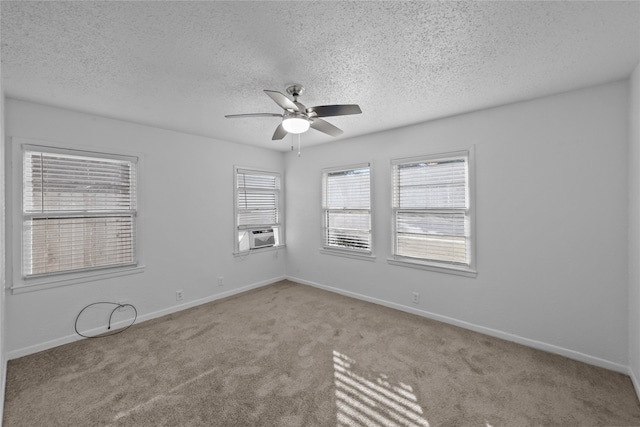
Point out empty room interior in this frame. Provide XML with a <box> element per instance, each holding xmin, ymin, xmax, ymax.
<box><xmin>1</xmin><ymin>1</ymin><xmax>640</xmax><ymax>425</ymax></box>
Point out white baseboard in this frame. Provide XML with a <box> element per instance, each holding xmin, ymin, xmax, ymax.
<box><xmin>0</xmin><ymin>357</ymin><xmax>6</xmax><ymax>427</ymax></box>
<box><xmin>6</xmin><ymin>276</ymin><xmax>286</xmax><ymax>360</ymax></box>
<box><xmin>630</xmin><ymin>367</ymin><xmax>640</xmax><ymax>402</ymax></box>
<box><xmin>6</xmin><ymin>274</ymin><xmax>632</xmax><ymax>377</ymax></box>
<box><xmin>288</xmin><ymin>275</ymin><xmax>630</xmax><ymax>375</ymax></box>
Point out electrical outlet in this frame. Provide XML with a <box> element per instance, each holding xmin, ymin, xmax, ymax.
<box><xmin>176</xmin><ymin>290</ymin><xmax>183</xmax><ymax>301</ymax></box>
<box><xmin>412</xmin><ymin>292</ymin><xmax>420</xmax><ymax>304</ymax></box>
<box><xmin>218</xmin><ymin>276</ymin><xmax>224</xmax><ymax>287</ymax></box>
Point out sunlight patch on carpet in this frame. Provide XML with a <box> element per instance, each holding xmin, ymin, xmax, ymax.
<box><xmin>333</xmin><ymin>350</ymin><xmax>430</xmax><ymax>427</ymax></box>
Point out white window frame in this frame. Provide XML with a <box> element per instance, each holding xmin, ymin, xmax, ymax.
<box><xmin>9</xmin><ymin>138</ymin><xmax>145</xmax><ymax>294</ymax></box>
<box><xmin>234</xmin><ymin>166</ymin><xmax>284</xmax><ymax>255</ymax></box>
<box><xmin>388</xmin><ymin>147</ymin><xmax>476</xmax><ymax>277</ymax></box>
<box><xmin>320</xmin><ymin>162</ymin><xmax>375</xmax><ymax>261</ymax></box>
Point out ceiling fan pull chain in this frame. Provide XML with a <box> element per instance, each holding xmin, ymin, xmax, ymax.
<box><xmin>298</xmin><ymin>134</ymin><xmax>301</xmax><ymax>157</ymax></box>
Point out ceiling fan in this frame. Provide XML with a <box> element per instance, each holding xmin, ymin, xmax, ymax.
<box><xmin>225</xmin><ymin>84</ymin><xmax>362</xmax><ymax>140</ymax></box>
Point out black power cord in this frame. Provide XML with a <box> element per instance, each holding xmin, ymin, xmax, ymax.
<box><xmin>74</xmin><ymin>302</ymin><xmax>138</xmax><ymax>339</ymax></box>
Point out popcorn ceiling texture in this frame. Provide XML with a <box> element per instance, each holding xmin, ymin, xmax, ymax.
<box><xmin>1</xmin><ymin>1</ymin><xmax>639</xmax><ymax>150</ymax></box>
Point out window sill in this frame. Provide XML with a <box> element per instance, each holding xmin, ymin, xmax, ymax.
<box><xmin>10</xmin><ymin>265</ymin><xmax>146</xmax><ymax>294</ymax></box>
<box><xmin>233</xmin><ymin>245</ymin><xmax>285</xmax><ymax>257</ymax></box>
<box><xmin>319</xmin><ymin>248</ymin><xmax>376</xmax><ymax>262</ymax></box>
<box><xmin>387</xmin><ymin>258</ymin><xmax>477</xmax><ymax>277</ymax></box>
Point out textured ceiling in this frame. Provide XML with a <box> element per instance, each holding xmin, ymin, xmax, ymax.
<box><xmin>2</xmin><ymin>1</ymin><xmax>639</xmax><ymax>151</ymax></box>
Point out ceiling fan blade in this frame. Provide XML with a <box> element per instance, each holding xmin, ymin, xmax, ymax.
<box><xmin>310</xmin><ymin>118</ymin><xmax>344</xmax><ymax>137</ymax></box>
<box><xmin>306</xmin><ymin>104</ymin><xmax>362</xmax><ymax>117</ymax></box>
<box><xmin>225</xmin><ymin>113</ymin><xmax>283</xmax><ymax>118</ymax></box>
<box><xmin>272</xmin><ymin>123</ymin><xmax>288</xmax><ymax>140</ymax></box>
<box><xmin>264</xmin><ymin>90</ymin><xmax>299</xmax><ymax>112</ymax></box>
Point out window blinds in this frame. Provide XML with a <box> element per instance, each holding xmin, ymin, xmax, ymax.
<box><xmin>393</xmin><ymin>157</ymin><xmax>469</xmax><ymax>265</ymax></box>
<box><xmin>23</xmin><ymin>149</ymin><xmax>137</xmax><ymax>276</ymax></box>
<box><xmin>236</xmin><ymin>170</ymin><xmax>280</xmax><ymax>228</ymax></box>
<box><xmin>323</xmin><ymin>166</ymin><xmax>371</xmax><ymax>251</ymax></box>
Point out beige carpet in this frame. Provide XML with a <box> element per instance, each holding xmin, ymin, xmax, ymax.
<box><xmin>3</xmin><ymin>280</ymin><xmax>640</xmax><ymax>426</ymax></box>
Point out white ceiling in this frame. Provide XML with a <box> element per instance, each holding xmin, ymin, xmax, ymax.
<box><xmin>2</xmin><ymin>1</ymin><xmax>639</xmax><ymax>151</ymax></box>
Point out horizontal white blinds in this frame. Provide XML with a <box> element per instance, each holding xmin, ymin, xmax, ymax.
<box><xmin>237</xmin><ymin>170</ymin><xmax>280</xmax><ymax>228</ymax></box>
<box><xmin>396</xmin><ymin>212</ymin><xmax>466</xmax><ymax>263</ymax></box>
<box><xmin>325</xmin><ymin>168</ymin><xmax>371</xmax><ymax>209</ymax></box>
<box><xmin>24</xmin><ymin>216</ymin><xmax>135</xmax><ymax>275</ymax></box>
<box><xmin>326</xmin><ymin>211</ymin><xmax>371</xmax><ymax>249</ymax></box>
<box><xmin>393</xmin><ymin>156</ymin><xmax>469</xmax><ymax>265</ymax></box>
<box><xmin>238</xmin><ymin>172</ymin><xmax>279</xmax><ymax>189</ymax></box>
<box><xmin>24</xmin><ymin>151</ymin><xmax>136</xmax><ymax>213</ymax></box>
<box><xmin>394</xmin><ymin>159</ymin><xmax>466</xmax><ymax>209</ymax></box>
<box><xmin>22</xmin><ymin>149</ymin><xmax>137</xmax><ymax>277</ymax></box>
<box><xmin>323</xmin><ymin>166</ymin><xmax>371</xmax><ymax>251</ymax></box>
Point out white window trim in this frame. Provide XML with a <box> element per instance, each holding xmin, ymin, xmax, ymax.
<box><xmin>320</xmin><ymin>162</ymin><xmax>374</xmax><ymax>259</ymax></box>
<box><xmin>8</xmin><ymin>137</ymin><xmax>145</xmax><ymax>294</ymax></box>
<box><xmin>319</xmin><ymin>247</ymin><xmax>376</xmax><ymax>261</ymax></box>
<box><xmin>387</xmin><ymin>147</ymin><xmax>477</xmax><ymax>277</ymax></box>
<box><xmin>10</xmin><ymin>265</ymin><xmax>145</xmax><ymax>295</ymax></box>
<box><xmin>233</xmin><ymin>166</ymin><xmax>285</xmax><ymax>255</ymax></box>
<box><xmin>233</xmin><ymin>244</ymin><xmax>283</xmax><ymax>258</ymax></box>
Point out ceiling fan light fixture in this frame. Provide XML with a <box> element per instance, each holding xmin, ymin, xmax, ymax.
<box><xmin>282</xmin><ymin>116</ymin><xmax>310</xmax><ymax>134</ymax></box>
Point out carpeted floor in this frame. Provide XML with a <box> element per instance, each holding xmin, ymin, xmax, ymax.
<box><xmin>3</xmin><ymin>280</ymin><xmax>640</xmax><ymax>426</ymax></box>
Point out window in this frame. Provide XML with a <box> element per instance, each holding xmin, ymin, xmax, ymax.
<box><xmin>322</xmin><ymin>164</ymin><xmax>372</xmax><ymax>254</ymax></box>
<box><xmin>235</xmin><ymin>168</ymin><xmax>283</xmax><ymax>253</ymax></box>
<box><xmin>22</xmin><ymin>146</ymin><xmax>138</xmax><ymax>277</ymax></box>
<box><xmin>390</xmin><ymin>149</ymin><xmax>475</xmax><ymax>275</ymax></box>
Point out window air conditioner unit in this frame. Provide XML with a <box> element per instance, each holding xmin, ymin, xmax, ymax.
<box><xmin>250</xmin><ymin>229</ymin><xmax>275</xmax><ymax>249</ymax></box>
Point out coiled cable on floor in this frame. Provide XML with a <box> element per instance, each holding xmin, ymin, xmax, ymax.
<box><xmin>74</xmin><ymin>302</ymin><xmax>138</xmax><ymax>339</ymax></box>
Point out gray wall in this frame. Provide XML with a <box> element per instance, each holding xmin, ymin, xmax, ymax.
<box><xmin>628</xmin><ymin>63</ymin><xmax>640</xmax><ymax>394</ymax></box>
<box><xmin>285</xmin><ymin>80</ymin><xmax>630</xmax><ymax>371</ymax></box>
<box><xmin>0</xmin><ymin>85</ymin><xmax>6</xmax><ymax>423</ymax></box>
<box><xmin>1</xmin><ymin>78</ymin><xmax>635</xmax><ymax>378</ymax></box>
<box><xmin>3</xmin><ymin>99</ymin><xmax>286</xmax><ymax>357</ymax></box>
